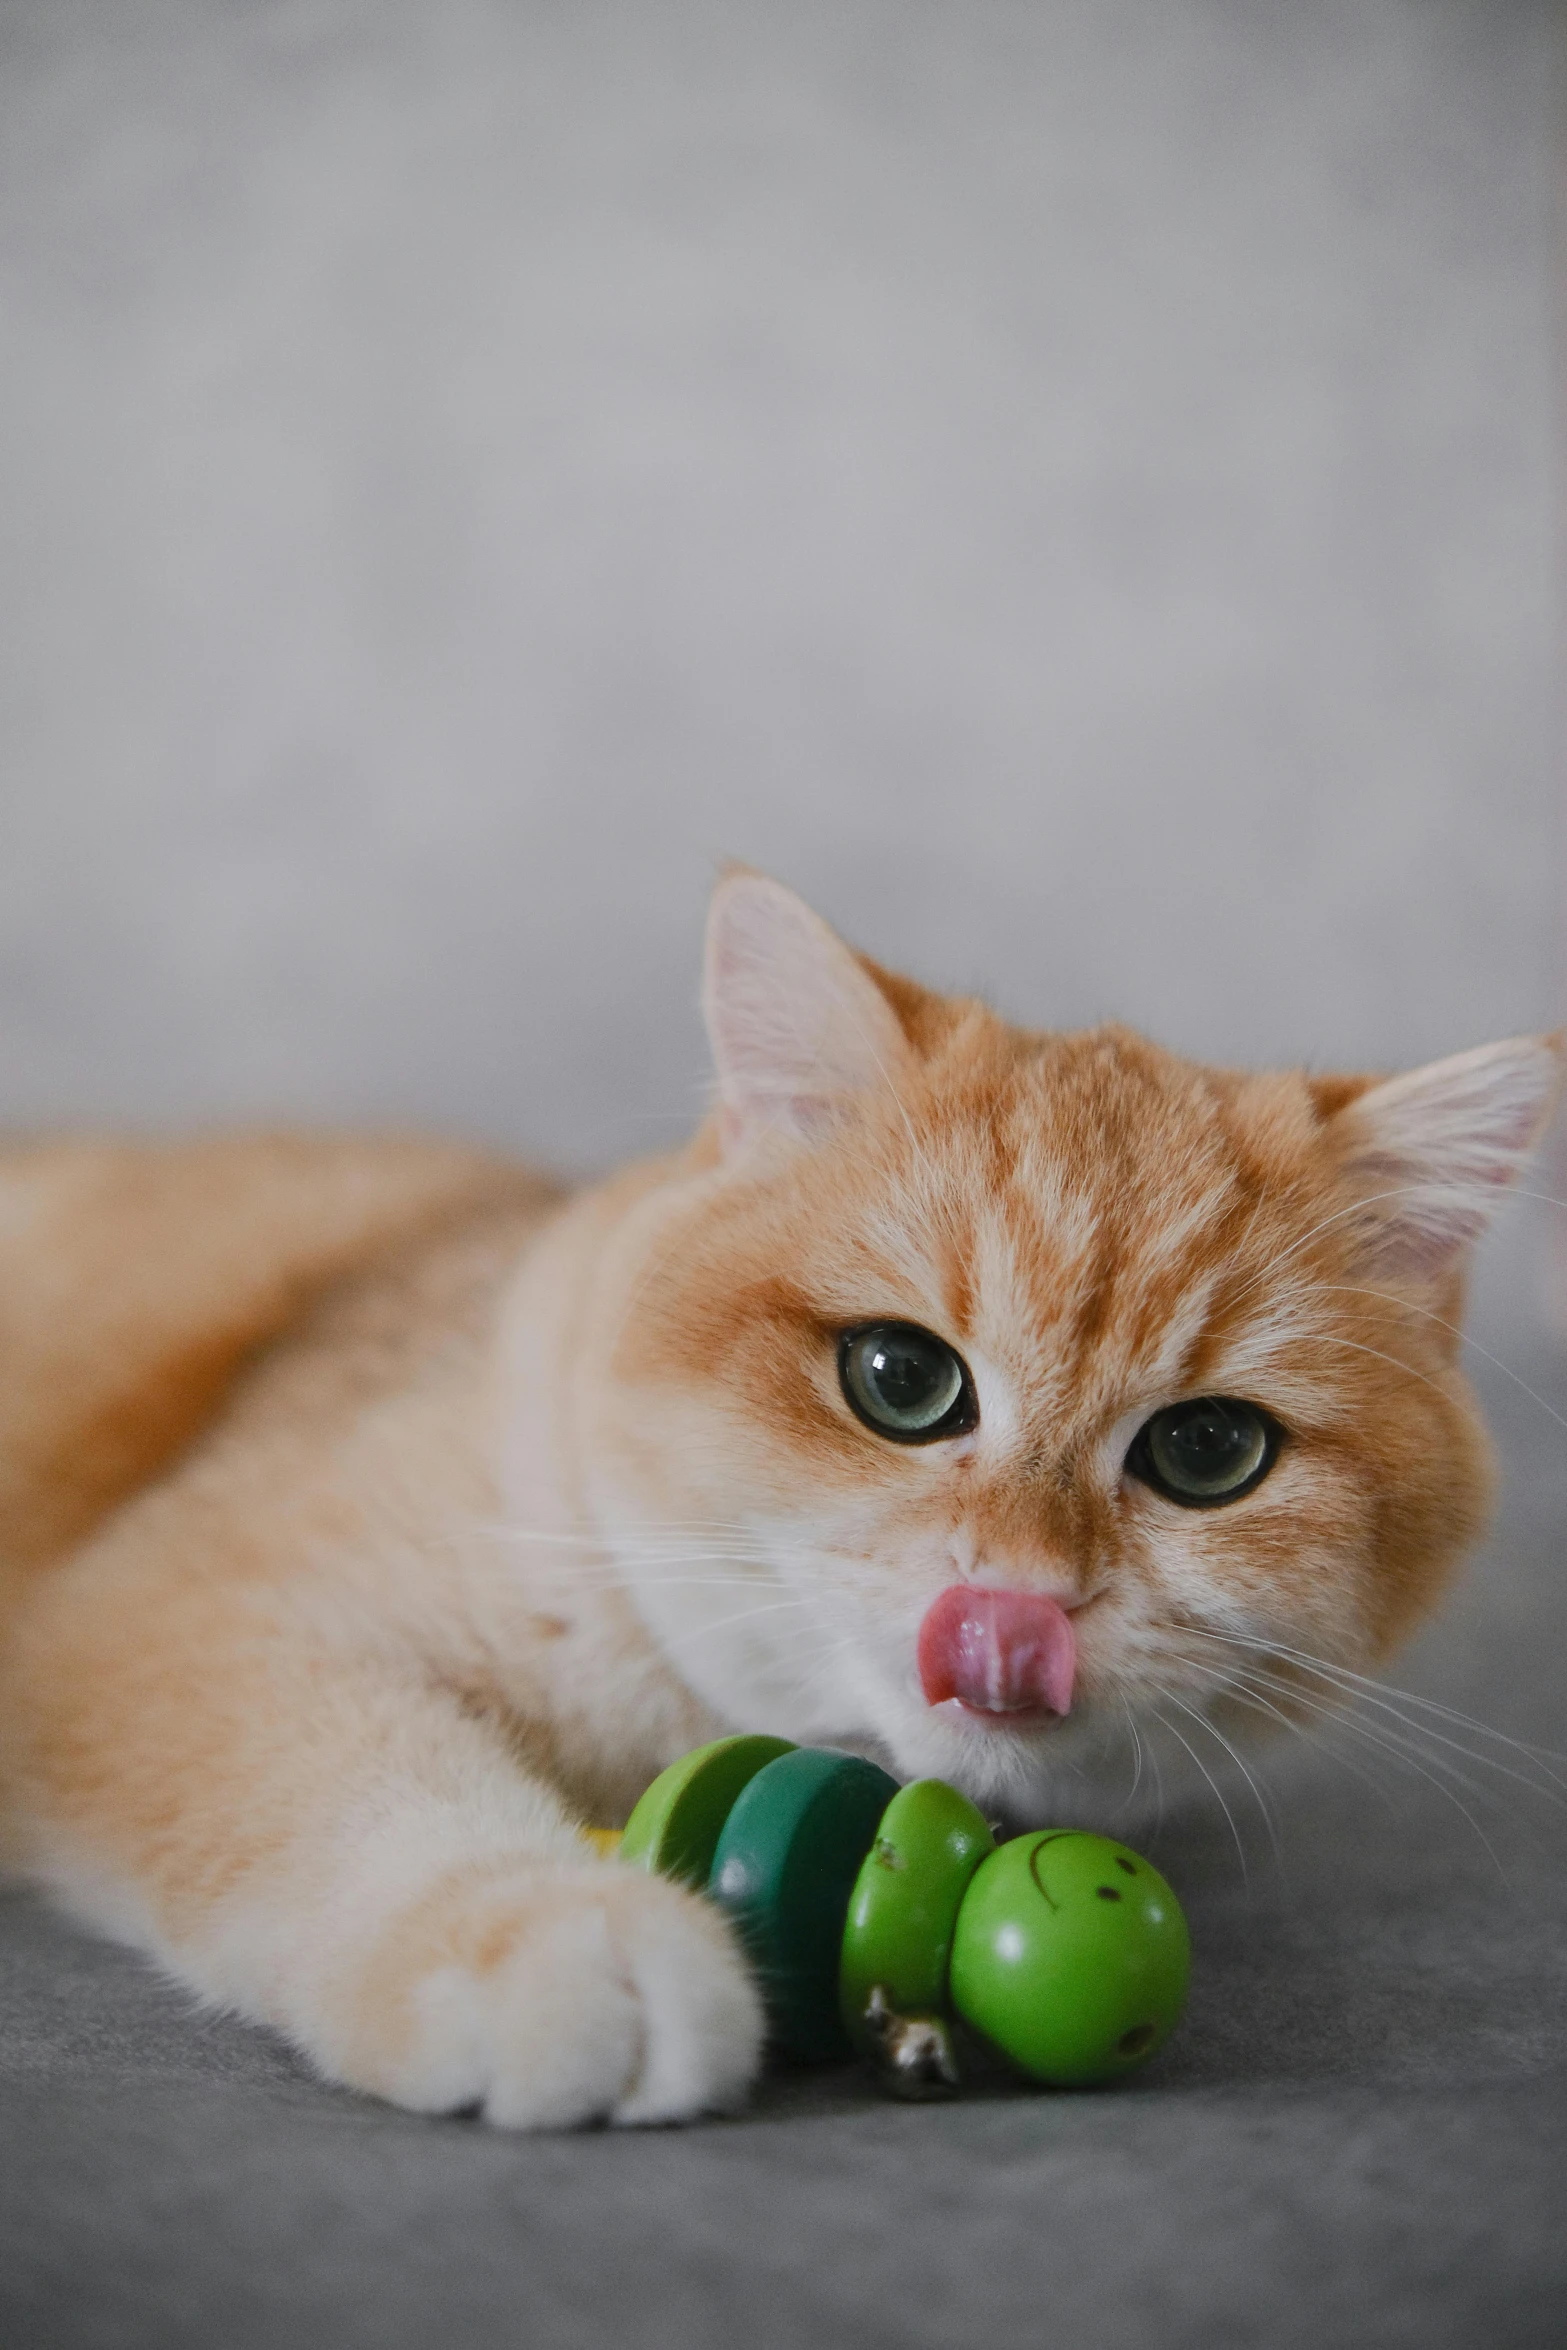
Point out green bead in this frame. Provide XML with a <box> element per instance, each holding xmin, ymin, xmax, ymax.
<box><xmin>709</xmin><ymin>1748</ymin><xmax>901</xmax><ymax>2064</ymax></box>
<box><xmin>839</xmin><ymin>1779</ymin><xmax>995</xmax><ymax>2056</ymax></box>
<box><xmin>618</xmin><ymin>1734</ymin><xmax>796</xmax><ymax>1888</ymax></box>
<box><xmin>949</xmin><ymin>1832</ymin><xmax>1190</xmax><ymax>2087</ymax></box>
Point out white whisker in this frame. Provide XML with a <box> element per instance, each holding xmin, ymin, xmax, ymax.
<box><xmin>1120</xmin><ymin>1695</ymin><xmax>1145</xmax><ymax>1808</ymax></box>
<box><xmin>1174</xmin><ymin>1651</ymin><xmax>1516</xmax><ymax>1869</ymax></box>
<box><xmin>1298</xmin><ymin>1282</ymin><xmax>1567</xmax><ymax>1444</ymax></box>
<box><xmin>1158</xmin><ymin>1684</ymin><xmax>1282</xmax><ymax>1862</ymax></box>
<box><xmin>1183</xmin><ymin>1627</ymin><xmax>1567</xmax><ymax>1791</ymax></box>
<box><xmin>1179</xmin><ymin>1656</ymin><xmax>1403</xmax><ymax>1816</ymax></box>
<box><xmin>1148</xmin><ymin>1697</ymin><xmax>1250</xmax><ymax>1879</ymax></box>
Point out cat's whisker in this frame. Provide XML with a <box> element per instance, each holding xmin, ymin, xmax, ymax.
<box><xmin>1177</xmin><ymin>1653</ymin><xmax>1520</xmax><ymax>1867</ymax></box>
<box><xmin>1245</xmin><ymin>1641</ymin><xmax>1567</xmax><ymax>1770</ymax></box>
<box><xmin>1173</xmin><ymin>1658</ymin><xmax>1411</xmax><ymax>1820</ymax></box>
<box><xmin>1486</xmin><ymin>1185</ymin><xmax>1567</xmax><ymax>1219</ymax></box>
<box><xmin>1269</xmin><ymin>1696</ymin><xmax>1515</xmax><ymax>1868</ymax></box>
<box><xmin>1218</xmin><ymin>1186</ymin><xmax>1422</xmax><ymax>1310</ymax></box>
<box><xmin>1181</xmin><ymin>1651</ymin><xmax>1417</xmax><ymax>1789</ymax></box>
<box><xmin>1217</xmin><ymin>1183</ymin><xmax>1564</xmax><ymax>1351</ymax></box>
<box><xmin>1146</xmin><ymin>1707</ymin><xmax>1168</xmax><ymax>1835</ymax></box>
<box><xmin>571</xmin><ymin>1555</ymin><xmax>782</xmax><ymax>1579</ymax></box>
<box><xmin>1180</xmin><ymin>1645</ymin><xmax>1534</xmax><ymax>1801</ymax></box>
<box><xmin>1120</xmin><ymin>1695</ymin><xmax>1146</xmax><ymax>1808</ymax></box>
<box><xmin>1219</xmin><ymin>1176</ymin><xmax>1555</xmax><ymax>1315</ymax></box>
<box><xmin>1132</xmin><ymin>1634</ymin><xmax>1528</xmax><ymax>1877</ymax></box>
<box><xmin>1155</xmin><ymin>1683</ymin><xmax>1283</xmax><ymax>1863</ymax></box>
<box><xmin>1181</xmin><ymin>1626</ymin><xmax>1567</xmax><ymax>1791</ymax></box>
<box><xmin>1147</xmin><ymin>1696</ymin><xmax>1252</xmax><ymax>1880</ymax></box>
<box><xmin>452</xmin><ymin>1522</ymin><xmax>796</xmax><ymax>1570</ymax></box>
<box><xmin>1297</xmin><ymin>1330</ymin><xmax>1458</xmax><ymax>1405</ymax></box>
<box><xmin>471</xmin><ymin>1545</ymin><xmax>792</xmax><ymax>1593</ymax></box>
<box><xmin>1226</xmin><ymin>1177</ymin><xmax>1273</xmax><ymax>1281</ymax></box>
<box><xmin>597</xmin><ymin>1575</ymin><xmax>784</xmax><ymax>1595</ymax></box>
<box><xmin>457</xmin><ymin>1515</ymin><xmax>850</xmax><ymax>1593</ymax></box>
<box><xmin>1284</xmin><ymin>1280</ymin><xmax>1567</xmax><ymax>1449</ymax></box>
<box><xmin>647</xmin><ymin>1591</ymin><xmax>822</xmax><ymax>1657</ymax></box>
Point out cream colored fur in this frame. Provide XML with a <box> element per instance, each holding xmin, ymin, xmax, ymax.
<box><xmin>0</xmin><ymin>875</ymin><xmax>1558</xmax><ymax>2127</ymax></box>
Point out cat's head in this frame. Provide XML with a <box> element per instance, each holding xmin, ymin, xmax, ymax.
<box><xmin>583</xmin><ymin>872</ymin><xmax>1561</xmax><ymax>1815</ymax></box>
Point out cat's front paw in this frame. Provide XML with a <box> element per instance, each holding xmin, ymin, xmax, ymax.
<box><xmin>327</xmin><ymin>1860</ymin><xmax>764</xmax><ymax>2129</ymax></box>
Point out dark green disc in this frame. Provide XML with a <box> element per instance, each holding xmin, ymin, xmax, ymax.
<box><xmin>709</xmin><ymin>1748</ymin><xmax>901</xmax><ymax>2063</ymax></box>
<box><xmin>618</xmin><ymin>1734</ymin><xmax>796</xmax><ymax>1888</ymax></box>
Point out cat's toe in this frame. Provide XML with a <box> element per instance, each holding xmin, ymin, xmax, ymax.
<box><xmin>354</xmin><ymin>1861</ymin><xmax>764</xmax><ymax>2131</ymax></box>
<box><xmin>606</xmin><ymin>1873</ymin><xmax>762</xmax><ymax>2126</ymax></box>
<box><xmin>484</xmin><ymin>1867</ymin><xmax>762</xmax><ymax>2130</ymax></box>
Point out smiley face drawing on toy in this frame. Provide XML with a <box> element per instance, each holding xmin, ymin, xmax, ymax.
<box><xmin>948</xmin><ymin>1830</ymin><xmax>1191</xmax><ymax>2085</ymax></box>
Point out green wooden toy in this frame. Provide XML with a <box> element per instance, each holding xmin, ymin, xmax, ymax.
<box><xmin>838</xmin><ymin>1778</ymin><xmax>994</xmax><ymax>2081</ymax></box>
<box><xmin>949</xmin><ymin>1830</ymin><xmax>1190</xmax><ymax>2086</ymax></box>
<box><xmin>708</xmin><ymin>1748</ymin><xmax>901</xmax><ymax>2063</ymax></box>
<box><xmin>618</xmin><ymin>1733</ymin><xmax>796</xmax><ymax>1887</ymax></box>
<box><xmin>604</xmin><ymin>1742</ymin><xmax>1190</xmax><ymax>2094</ymax></box>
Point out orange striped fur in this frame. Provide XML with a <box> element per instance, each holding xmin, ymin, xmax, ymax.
<box><xmin>0</xmin><ymin>874</ymin><xmax>1557</xmax><ymax>2126</ymax></box>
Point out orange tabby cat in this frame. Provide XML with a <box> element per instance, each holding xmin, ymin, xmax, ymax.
<box><xmin>0</xmin><ymin>872</ymin><xmax>1558</xmax><ymax>2127</ymax></box>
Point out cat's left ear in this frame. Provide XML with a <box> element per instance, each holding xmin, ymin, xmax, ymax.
<box><xmin>702</xmin><ymin>869</ymin><xmax>917</xmax><ymax>1157</ymax></box>
<box><xmin>1327</xmin><ymin>1033</ymin><xmax>1564</xmax><ymax>1280</ymax></box>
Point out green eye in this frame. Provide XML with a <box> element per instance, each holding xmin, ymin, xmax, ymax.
<box><xmin>839</xmin><ymin>1324</ymin><xmax>975</xmax><ymax>1444</ymax></box>
<box><xmin>1128</xmin><ymin>1397</ymin><xmax>1280</xmax><ymax>1507</ymax></box>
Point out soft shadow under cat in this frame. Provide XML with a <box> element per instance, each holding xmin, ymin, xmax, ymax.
<box><xmin>0</xmin><ymin>871</ymin><xmax>1557</xmax><ymax>2126</ymax></box>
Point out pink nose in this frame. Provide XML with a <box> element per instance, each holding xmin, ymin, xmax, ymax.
<box><xmin>917</xmin><ymin>1585</ymin><xmax>1076</xmax><ymax>1720</ymax></box>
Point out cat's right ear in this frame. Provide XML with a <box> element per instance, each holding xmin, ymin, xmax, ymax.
<box><xmin>1327</xmin><ymin>1033</ymin><xmax>1565</xmax><ymax>1282</ymax></box>
<box><xmin>702</xmin><ymin>870</ymin><xmax>916</xmax><ymax>1157</ymax></box>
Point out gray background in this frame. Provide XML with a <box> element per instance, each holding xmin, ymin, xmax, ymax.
<box><xmin>1</xmin><ymin>2</ymin><xmax>1561</xmax><ymax>1240</ymax></box>
<box><xmin>3</xmin><ymin>5</ymin><xmax>1567</xmax><ymax>2346</ymax></box>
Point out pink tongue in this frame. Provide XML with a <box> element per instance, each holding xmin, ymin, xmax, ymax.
<box><xmin>917</xmin><ymin>1585</ymin><xmax>1076</xmax><ymax>1718</ymax></box>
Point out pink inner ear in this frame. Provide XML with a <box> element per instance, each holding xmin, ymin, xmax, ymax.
<box><xmin>1336</xmin><ymin>1036</ymin><xmax>1562</xmax><ymax>1280</ymax></box>
<box><xmin>702</xmin><ymin>872</ymin><xmax>914</xmax><ymax>1150</ymax></box>
<box><xmin>918</xmin><ymin>1586</ymin><xmax>1076</xmax><ymax>1719</ymax></box>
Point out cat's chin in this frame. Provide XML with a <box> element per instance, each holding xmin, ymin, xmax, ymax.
<box><xmin>856</xmin><ymin>1695</ymin><xmax>1104</xmax><ymax>1820</ymax></box>
<box><xmin>931</xmin><ymin>1696</ymin><xmax>1069</xmax><ymax>1735</ymax></box>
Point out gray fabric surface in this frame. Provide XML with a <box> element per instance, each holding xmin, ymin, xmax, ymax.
<box><xmin>2</xmin><ymin>2</ymin><xmax>1564</xmax><ymax>2343</ymax></box>
<box><xmin>4</xmin><ymin>1349</ymin><xmax>1565</xmax><ymax>2348</ymax></box>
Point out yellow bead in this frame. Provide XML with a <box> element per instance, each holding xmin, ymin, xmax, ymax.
<box><xmin>579</xmin><ymin>1826</ymin><xmax>623</xmax><ymax>1857</ymax></box>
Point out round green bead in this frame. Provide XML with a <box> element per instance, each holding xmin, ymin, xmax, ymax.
<box><xmin>709</xmin><ymin>1748</ymin><xmax>900</xmax><ymax>2064</ymax></box>
<box><xmin>949</xmin><ymin>1831</ymin><xmax>1190</xmax><ymax>2087</ymax></box>
<box><xmin>618</xmin><ymin>1734</ymin><xmax>796</xmax><ymax>1888</ymax></box>
<box><xmin>839</xmin><ymin>1779</ymin><xmax>995</xmax><ymax>2056</ymax></box>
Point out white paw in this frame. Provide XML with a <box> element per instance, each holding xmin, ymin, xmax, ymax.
<box><xmin>336</xmin><ymin>1862</ymin><xmax>764</xmax><ymax>2130</ymax></box>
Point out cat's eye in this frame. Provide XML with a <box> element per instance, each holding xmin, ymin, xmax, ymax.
<box><xmin>838</xmin><ymin>1323</ymin><xmax>976</xmax><ymax>1444</ymax></box>
<box><xmin>1126</xmin><ymin>1396</ymin><xmax>1280</xmax><ymax>1507</ymax></box>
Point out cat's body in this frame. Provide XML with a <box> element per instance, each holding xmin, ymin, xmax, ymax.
<box><xmin>0</xmin><ymin>875</ymin><xmax>1558</xmax><ymax>2126</ymax></box>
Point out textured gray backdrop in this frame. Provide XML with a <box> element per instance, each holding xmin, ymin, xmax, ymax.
<box><xmin>0</xmin><ymin>0</ymin><xmax>1561</xmax><ymax>1314</ymax></box>
<box><xmin>3</xmin><ymin>12</ymin><xmax>1567</xmax><ymax>2347</ymax></box>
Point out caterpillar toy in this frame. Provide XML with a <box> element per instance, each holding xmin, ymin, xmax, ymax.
<box><xmin>592</xmin><ymin>1736</ymin><xmax>1190</xmax><ymax>2096</ymax></box>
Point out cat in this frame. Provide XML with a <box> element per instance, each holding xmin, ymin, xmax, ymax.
<box><xmin>0</xmin><ymin>869</ymin><xmax>1558</xmax><ymax>2128</ymax></box>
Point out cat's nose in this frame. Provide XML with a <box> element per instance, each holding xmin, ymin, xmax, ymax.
<box><xmin>917</xmin><ymin>1585</ymin><xmax>1076</xmax><ymax>1720</ymax></box>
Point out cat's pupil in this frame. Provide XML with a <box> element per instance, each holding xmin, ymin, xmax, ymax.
<box><xmin>1132</xmin><ymin>1396</ymin><xmax>1276</xmax><ymax>1507</ymax></box>
<box><xmin>1159</xmin><ymin>1402</ymin><xmax>1257</xmax><ymax>1484</ymax></box>
<box><xmin>839</xmin><ymin>1324</ymin><xmax>972</xmax><ymax>1444</ymax></box>
<box><xmin>868</xmin><ymin>1335</ymin><xmax>945</xmax><ymax>1416</ymax></box>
